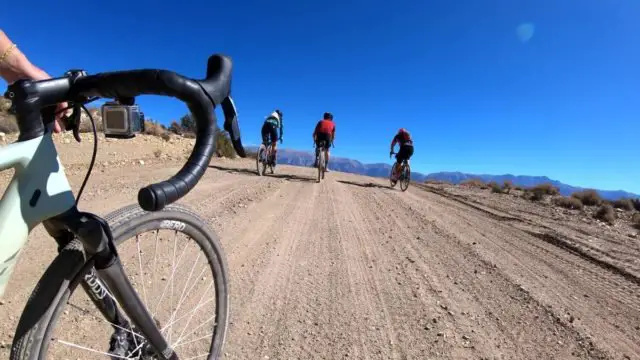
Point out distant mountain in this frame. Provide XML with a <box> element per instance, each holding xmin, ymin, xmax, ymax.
<box><xmin>247</xmin><ymin>147</ymin><xmax>638</xmax><ymax>200</ymax></box>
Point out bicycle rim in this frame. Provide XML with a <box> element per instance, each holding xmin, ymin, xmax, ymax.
<box><xmin>11</xmin><ymin>204</ymin><xmax>229</xmax><ymax>360</ymax></box>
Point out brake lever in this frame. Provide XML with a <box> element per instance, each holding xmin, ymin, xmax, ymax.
<box><xmin>63</xmin><ymin>104</ymin><xmax>83</xmax><ymax>143</ymax></box>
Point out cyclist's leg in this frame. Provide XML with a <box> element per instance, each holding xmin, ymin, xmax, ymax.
<box><xmin>260</xmin><ymin>123</ymin><xmax>270</xmax><ymax>160</ymax></box>
<box><xmin>324</xmin><ymin>141</ymin><xmax>330</xmax><ymax>171</ymax></box>
<box><xmin>269</xmin><ymin>124</ymin><xmax>278</xmax><ymax>165</ymax></box>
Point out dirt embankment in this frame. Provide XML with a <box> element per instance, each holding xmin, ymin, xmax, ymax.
<box><xmin>0</xmin><ymin>135</ymin><xmax>638</xmax><ymax>359</ymax></box>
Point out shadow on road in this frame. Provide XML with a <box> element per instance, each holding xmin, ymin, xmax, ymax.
<box><xmin>337</xmin><ymin>179</ymin><xmax>391</xmax><ymax>190</ymax></box>
<box><xmin>209</xmin><ymin>164</ymin><xmax>316</xmax><ymax>183</ymax></box>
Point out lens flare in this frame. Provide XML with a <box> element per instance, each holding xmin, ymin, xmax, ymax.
<box><xmin>516</xmin><ymin>23</ymin><xmax>535</xmax><ymax>43</ymax></box>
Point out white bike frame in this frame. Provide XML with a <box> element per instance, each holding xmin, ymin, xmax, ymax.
<box><xmin>0</xmin><ymin>133</ymin><xmax>75</xmax><ymax>296</ymax></box>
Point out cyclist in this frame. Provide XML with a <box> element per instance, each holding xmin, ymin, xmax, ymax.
<box><xmin>261</xmin><ymin>109</ymin><xmax>283</xmax><ymax>167</ymax></box>
<box><xmin>0</xmin><ymin>30</ymin><xmax>67</xmax><ymax>132</ymax></box>
<box><xmin>390</xmin><ymin>128</ymin><xmax>414</xmax><ymax>180</ymax></box>
<box><xmin>312</xmin><ymin>112</ymin><xmax>335</xmax><ymax>171</ymax></box>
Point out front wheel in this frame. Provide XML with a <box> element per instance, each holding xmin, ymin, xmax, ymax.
<box><xmin>11</xmin><ymin>204</ymin><xmax>230</xmax><ymax>360</ymax></box>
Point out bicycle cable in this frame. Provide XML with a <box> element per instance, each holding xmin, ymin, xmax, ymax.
<box><xmin>75</xmin><ymin>104</ymin><xmax>98</xmax><ymax>206</ymax></box>
<box><xmin>53</xmin><ymin>98</ymin><xmax>99</xmax><ymax>206</ymax></box>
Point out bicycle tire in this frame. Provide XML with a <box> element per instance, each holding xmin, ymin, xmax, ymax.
<box><xmin>389</xmin><ymin>163</ymin><xmax>398</xmax><ymax>188</ymax></box>
<box><xmin>400</xmin><ymin>163</ymin><xmax>411</xmax><ymax>192</ymax></box>
<box><xmin>317</xmin><ymin>150</ymin><xmax>324</xmax><ymax>183</ymax></box>
<box><xmin>256</xmin><ymin>145</ymin><xmax>265</xmax><ymax>176</ymax></box>
<box><xmin>11</xmin><ymin>203</ymin><xmax>229</xmax><ymax>360</ymax></box>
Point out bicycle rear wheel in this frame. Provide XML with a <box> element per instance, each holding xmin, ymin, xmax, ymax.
<box><xmin>389</xmin><ymin>163</ymin><xmax>398</xmax><ymax>188</ymax></box>
<box><xmin>256</xmin><ymin>145</ymin><xmax>266</xmax><ymax>176</ymax></box>
<box><xmin>317</xmin><ymin>150</ymin><xmax>325</xmax><ymax>183</ymax></box>
<box><xmin>11</xmin><ymin>204</ymin><xmax>229</xmax><ymax>360</ymax></box>
<box><xmin>400</xmin><ymin>163</ymin><xmax>411</xmax><ymax>192</ymax></box>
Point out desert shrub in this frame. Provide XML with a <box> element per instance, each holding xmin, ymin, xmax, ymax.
<box><xmin>594</xmin><ymin>204</ymin><xmax>616</xmax><ymax>225</ymax></box>
<box><xmin>631</xmin><ymin>198</ymin><xmax>640</xmax><ymax>212</ymax></box>
<box><xmin>143</xmin><ymin>120</ymin><xmax>169</xmax><ymax>139</ymax></box>
<box><xmin>632</xmin><ymin>213</ymin><xmax>640</xmax><ymax>230</ymax></box>
<box><xmin>462</xmin><ymin>178</ymin><xmax>487</xmax><ymax>189</ymax></box>
<box><xmin>215</xmin><ymin>129</ymin><xmax>236</xmax><ymax>158</ymax></box>
<box><xmin>554</xmin><ymin>196</ymin><xmax>583</xmax><ymax>210</ymax></box>
<box><xmin>571</xmin><ymin>189</ymin><xmax>602</xmax><ymax>207</ymax></box>
<box><xmin>168</xmin><ymin>121</ymin><xmax>183</xmax><ymax>134</ymax></box>
<box><xmin>612</xmin><ymin>198</ymin><xmax>634</xmax><ymax>212</ymax></box>
<box><xmin>530</xmin><ymin>183</ymin><xmax>559</xmax><ymax>196</ymax></box>
<box><xmin>514</xmin><ymin>186</ymin><xmax>523</xmax><ymax>191</ymax></box>
<box><xmin>502</xmin><ymin>180</ymin><xmax>513</xmax><ymax>194</ymax></box>
<box><xmin>182</xmin><ymin>132</ymin><xmax>196</xmax><ymax>139</ymax></box>
<box><xmin>489</xmin><ymin>181</ymin><xmax>503</xmax><ymax>194</ymax></box>
<box><xmin>529</xmin><ymin>189</ymin><xmax>545</xmax><ymax>202</ymax></box>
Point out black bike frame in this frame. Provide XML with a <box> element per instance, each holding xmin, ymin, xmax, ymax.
<box><xmin>43</xmin><ymin>207</ymin><xmax>178</xmax><ymax>360</ymax></box>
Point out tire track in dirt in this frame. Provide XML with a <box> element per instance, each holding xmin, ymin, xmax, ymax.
<box><xmin>222</xmin><ymin>181</ymin><xmax>319</xmax><ymax>359</ymax></box>
<box><xmin>403</xmin><ymin>185</ymin><xmax>639</xmax><ymax>359</ymax></box>
<box><xmin>346</xmin><ymin>184</ymin><xmax>601</xmax><ymax>359</ymax></box>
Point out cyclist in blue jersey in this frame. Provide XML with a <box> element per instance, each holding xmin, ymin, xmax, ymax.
<box><xmin>261</xmin><ymin>109</ymin><xmax>283</xmax><ymax>167</ymax></box>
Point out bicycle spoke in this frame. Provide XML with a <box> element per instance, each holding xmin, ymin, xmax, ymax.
<box><xmin>153</xmin><ymin>231</ymin><xmax>189</xmax><ymax>317</ymax></box>
<box><xmin>173</xmin><ymin>332</ymin><xmax>213</xmax><ymax>348</ymax></box>
<box><xmin>174</xmin><ymin>280</ymin><xmax>215</xmax><ymax>344</ymax></box>
<box><xmin>56</xmin><ymin>340</ymin><xmax>129</xmax><ymax>359</ymax></box>
<box><xmin>166</xmin><ymin>251</ymin><xmax>203</xmax><ymax>342</ymax></box>
<box><xmin>175</xmin><ymin>313</ymin><xmax>217</xmax><ymax>347</ymax></box>
<box><xmin>136</xmin><ymin>234</ymin><xmax>148</xmax><ymax>306</ymax></box>
<box><xmin>151</xmin><ymin>229</ymin><xmax>160</xmax><ymax>307</ymax></box>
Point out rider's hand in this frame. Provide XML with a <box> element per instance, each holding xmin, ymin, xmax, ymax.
<box><xmin>279</xmin><ymin>138</ymin><xmax>283</xmax><ymax>144</ymax></box>
<box><xmin>0</xmin><ymin>31</ymin><xmax>68</xmax><ymax>133</ymax></box>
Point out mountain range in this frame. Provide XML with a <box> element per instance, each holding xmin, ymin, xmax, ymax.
<box><xmin>247</xmin><ymin>147</ymin><xmax>638</xmax><ymax>200</ymax></box>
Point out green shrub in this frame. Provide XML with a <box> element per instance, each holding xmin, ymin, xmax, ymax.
<box><xmin>554</xmin><ymin>196</ymin><xmax>583</xmax><ymax>210</ymax></box>
<box><xmin>612</xmin><ymin>198</ymin><xmax>634</xmax><ymax>212</ymax></box>
<box><xmin>594</xmin><ymin>204</ymin><xmax>616</xmax><ymax>225</ymax></box>
<box><xmin>571</xmin><ymin>190</ymin><xmax>602</xmax><ymax>206</ymax></box>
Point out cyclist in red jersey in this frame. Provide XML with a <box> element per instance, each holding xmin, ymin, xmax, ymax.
<box><xmin>312</xmin><ymin>112</ymin><xmax>335</xmax><ymax>170</ymax></box>
<box><xmin>390</xmin><ymin>128</ymin><xmax>414</xmax><ymax>179</ymax></box>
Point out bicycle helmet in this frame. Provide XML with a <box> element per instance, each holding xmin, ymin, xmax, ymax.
<box><xmin>323</xmin><ymin>112</ymin><xmax>333</xmax><ymax>120</ymax></box>
<box><xmin>398</xmin><ymin>128</ymin><xmax>407</xmax><ymax>134</ymax></box>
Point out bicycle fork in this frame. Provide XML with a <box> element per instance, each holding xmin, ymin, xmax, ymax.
<box><xmin>44</xmin><ymin>207</ymin><xmax>179</xmax><ymax>360</ymax></box>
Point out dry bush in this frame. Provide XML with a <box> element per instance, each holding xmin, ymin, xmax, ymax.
<box><xmin>462</xmin><ymin>178</ymin><xmax>487</xmax><ymax>189</ymax></box>
<box><xmin>632</xmin><ymin>213</ymin><xmax>640</xmax><ymax>230</ymax></box>
<box><xmin>514</xmin><ymin>186</ymin><xmax>523</xmax><ymax>191</ymax></box>
<box><xmin>612</xmin><ymin>198</ymin><xmax>634</xmax><ymax>212</ymax></box>
<box><xmin>502</xmin><ymin>180</ymin><xmax>513</xmax><ymax>194</ymax></box>
<box><xmin>530</xmin><ymin>183</ymin><xmax>559</xmax><ymax>196</ymax></box>
<box><xmin>554</xmin><ymin>196</ymin><xmax>583</xmax><ymax>210</ymax></box>
<box><xmin>571</xmin><ymin>190</ymin><xmax>602</xmax><ymax>207</ymax></box>
<box><xmin>594</xmin><ymin>204</ymin><xmax>616</xmax><ymax>225</ymax></box>
<box><xmin>631</xmin><ymin>198</ymin><xmax>640</xmax><ymax>212</ymax></box>
<box><xmin>215</xmin><ymin>129</ymin><xmax>236</xmax><ymax>158</ymax></box>
<box><xmin>489</xmin><ymin>181</ymin><xmax>503</xmax><ymax>194</ymax></box>
<box><xmin>143</xmin><ymin>120</ymin><xmax>170</xmax><ymax>141</ymax></box>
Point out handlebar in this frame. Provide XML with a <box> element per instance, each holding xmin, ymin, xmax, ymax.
<box><xmin>5</xmin><ymin>54</ymin><xmax>245</xmax><ymax>212</ymax></box>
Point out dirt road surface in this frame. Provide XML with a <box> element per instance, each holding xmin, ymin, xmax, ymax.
<box><xmin>0</xmin><ymin>135</ymin><xmax>639</xmax><ymax>359</ymax></box>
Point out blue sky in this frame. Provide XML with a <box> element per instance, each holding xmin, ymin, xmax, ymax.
<box><xmin>2</xmin><ymin>0</ymin><xmax>639</xmax><ymax>193</ymax></box>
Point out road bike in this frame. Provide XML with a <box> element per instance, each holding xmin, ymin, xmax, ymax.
<box><xmin>255</xmin><ymin>142</ymin><xmax>275</xmax><ymax>176</ymax></box>
<box><xmin>389</xmin><ymin>153</ymin><xmax>411</xmax><ymax>192</ymax></box>
<box><xmin>0</xmin><ymin>54</ymin><xmax>246</xmax><ymax>359</ymax></box>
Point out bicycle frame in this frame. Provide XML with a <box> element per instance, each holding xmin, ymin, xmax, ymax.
<box><xmin>0</xmin><ymin>133</ymin><xmax>179</xmax><ymax>359</ymax></box>
<box><xmin>0</xmin><ymin>132</ymin><xmax>75</xmax><ymax>296</ymax></box>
